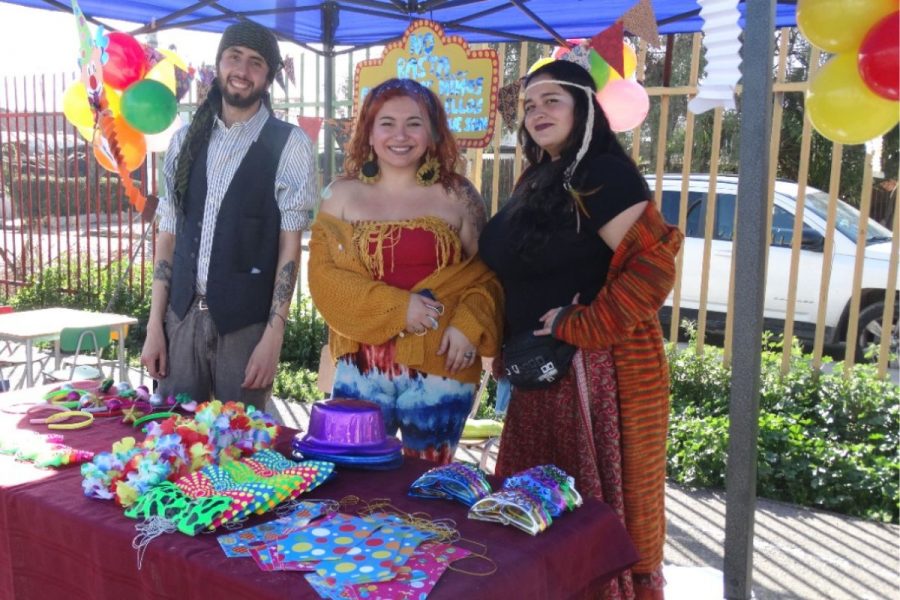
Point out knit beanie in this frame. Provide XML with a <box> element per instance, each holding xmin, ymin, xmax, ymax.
<box><xmin>216</xmin><ymin>21</ymin><xmax>282</xmax><ymax>82</ymax></box>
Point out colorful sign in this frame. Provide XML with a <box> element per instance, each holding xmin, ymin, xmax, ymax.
<box><xmin>354</xmin><ymin>20</ymin><xmax>500</xmax><ymax>148</ymax></box>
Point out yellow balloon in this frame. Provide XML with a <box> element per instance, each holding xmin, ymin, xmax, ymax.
<box><xmin>528</xmin><ymin>56</ymin><xmax>555</xmax><ymax>75</ymax></box>
<box><xmin>797</xmin><ymin>0</ymin><xmax>896</xmax><ymax>52</ymax></box>
<box><xmin>607</xmin><ymin>65</ymin><xmax>623</xmax><ymax>83</ymax></box>
<box><xmin>806</xmin><ymin>54</ymin><xmax>899</xmax><ymax>145</ymax></box>
<box><xmin>159</xmin><ymin>48</ymin><xmax>188</xmax><ymax>71</ymax></box>
<box><xmin>63</xmin><ymin>82</ymin><xmax>121</xmax><ymax>129</ymax></box>
<box><xmin>76</xmin><ymin>124</ymin><xmax>95</xmax><ymax>141</ymax></box>
<box><xmin>145</xmin><ymin>60</ymin><xmax>177</xmax><ymax>93</ymax></box>
<box><xmin>105</xmin><ymin>87</ymin><xmax>122</xmax><ymax>116</ymax></box>
<box><xmin>621</xmin><ymin>42</ymin><xmax>637</xmax><ymax>79</ymax></box>
<box><xmin>63</xmin><ymin>82</ymin><xmax>95</xmax><ymax>129</ymax></box>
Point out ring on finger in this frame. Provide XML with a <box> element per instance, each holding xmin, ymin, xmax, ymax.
<box><xmin>426</xmin><ymin>316</ymin><xmax>439</xmax><ymax>330</ymax></box>
<box><xmin>463</xmin><ymin>351</ymin><xmax>475</xmax><ymax>359</ymax></box>
<box><xmin>427</xmin><ymin>304</ymin><xmax>443</xmax><ymax>316</ymax></box>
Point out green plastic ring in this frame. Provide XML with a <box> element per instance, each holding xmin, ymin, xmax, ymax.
<box><xmin>132</xmin><ymin>411</ymin><xmax>178</xmax><ymax>429</ymax></box>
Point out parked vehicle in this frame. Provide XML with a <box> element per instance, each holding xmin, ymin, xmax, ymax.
<box><xmin>649</xmin><ymin>174</ymin><xmax>898</xmax><ymax>361</ymax></box>
<box><xmin>4</xmin><ymin>131</ymin><xmax>89</xmax><ymax>177</ymax></box>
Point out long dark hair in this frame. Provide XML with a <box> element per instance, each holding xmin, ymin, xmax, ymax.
<box><xmin>508</xmin><ymin>59</ymin><xmax>644</xmax><ymax>260</ymax></box>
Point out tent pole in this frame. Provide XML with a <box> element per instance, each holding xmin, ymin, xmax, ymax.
<box><xmin>322</xmin><ymin>2</ymin><xmax>337</xmax><ymax>185</ymax></box>
<box><xmin>723</xmin><ymin>1</ymin><xmax>775</xmax><ymax>599</ymax></box>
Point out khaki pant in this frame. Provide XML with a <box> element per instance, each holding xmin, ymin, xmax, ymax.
<box><xmin>158</xmin><ymin>298</ymin><xmax>271</xmax><ymax>413</ymax></box>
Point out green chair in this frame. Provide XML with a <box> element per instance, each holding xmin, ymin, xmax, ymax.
<box><xmin>43</xmin><ymin>325</ymin><xmax>112</xmax><ymax>383</ymax></box>
<box><xmin>457</xmin><ymin>372</ymin><xmax>504</xmax><ymax>472</ymax></box>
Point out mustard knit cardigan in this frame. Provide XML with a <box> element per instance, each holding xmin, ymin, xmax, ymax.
<box><xmin>308</xmin><ymin>211</ymin><xmax>504</xmax><ymax>384</ymax></box>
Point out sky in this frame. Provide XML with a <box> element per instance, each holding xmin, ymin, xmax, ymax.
<box><xmin>0</xmin><ymin>4</ymin><xmax>223</xmax><ymax>77</ymax></box>
<box><xmin>0</xmin><ymin>3</ymin><xmax>365</xmax><ymax>112</ymax></box>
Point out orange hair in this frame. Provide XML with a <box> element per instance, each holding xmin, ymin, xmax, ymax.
<box><xmin>343</xmin><ymin>78</ymin><xmax>460</xmax><ymax>189</ymax></box>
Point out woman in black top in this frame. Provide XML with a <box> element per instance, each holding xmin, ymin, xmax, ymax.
<box><xmin>479</xmin><ymin>59</ymin><xmax>680</xmax><ymax>599</ymax></box>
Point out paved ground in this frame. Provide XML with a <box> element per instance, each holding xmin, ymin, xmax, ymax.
<box><xmin>271</xmin><ymin>397</ymin><xmax>899</xmax><ymax>600</ymax></box>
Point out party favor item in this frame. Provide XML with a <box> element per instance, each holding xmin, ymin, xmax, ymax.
<box><xmin>518</xmin><ymin>464</ymin><xmax>583</xmax><ymax>511</ymax></box>
<box><xmin>276</xmin><ymin>513</ymin><xmax>383</xmax><ymax>566</ymax></box>
<box><xmin>346</xmin><ymin>542</ymin><xmax>472</xmax><ymax>600</ymax></box>
<box><xmin>81</xmin><ymin>400</ymin><xmax>280</xmax><ymax>506</ymax></box>
<box><xmin>296</xmin><ymin>448</ymin><xmax>403</xmax><ymax>470</ymax></box>
<box><xmin>292</xmin><ymin>398</ymin><xmax>403</xmax><ymax>470</ymax></box>
<box><xmin>468</xmin><ymin>489</ymin><xmax>553</xmax><ymax>535</ymax></box>
<box><xmin>502</xmin><ymin>473</ymin><xmax>568</xmax><ymax>517</ymax></box>
<box><xmin>305</xmin><ymin>541</ymin><xmax>472</xmax><ymax>600</ymax></box>
<box><xmin>0</xmin><ymin>430</ymin><xmax>94</xmax><ymax>468</ymax></box>
<box><xmin>314</xmin><ymin>514</ymin><xmax>438</xmax><ymax>586</ymax></box>
<box><xmin>250</xmin><ymin>542</ymin><xmax>283</xmax><ymax>572</ymax></box>
<box><xmin>299</xmin><ymin>398</ymin><xmax>401</xmax><ymax>450</ymax></box>
<box><xmin>409</xmin><ymin>462</ymin><xmax>492</xmax><ymax>506</ymax></box>
<box><xmin>217</xmin><ymin>501</ymin><xmax>332</xmax><ymax>557</ymax></box>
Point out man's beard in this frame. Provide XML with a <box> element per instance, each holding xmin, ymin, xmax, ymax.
<box><xmin>218</xmin><ymin>77</ymin><xmax>266</xmax><ymax>109</ymax></box>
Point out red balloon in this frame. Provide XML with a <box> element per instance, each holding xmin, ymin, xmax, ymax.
<box><xmin>104</xmin><ymin>32</ymin><xmax>149</xmax><ymax>90</ymax></box>
<box><xmin>858</xmin><ymin>11</ymin><xmax>899</xmax><ymax>101</ymax></box>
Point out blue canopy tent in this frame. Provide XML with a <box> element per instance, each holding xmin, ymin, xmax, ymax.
<box><xmin>6</xmin><ymin>1</ymin><xmax>798</xmax><ymax>47</ymax></box>
<box><xmin>5</xmin><ymin>2</ymin><xmax>799</xmax><ymax>598</ymax></box>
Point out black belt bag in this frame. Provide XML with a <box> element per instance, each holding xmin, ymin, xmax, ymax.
<box><xmin>502</xmin><ymin>331</ymin><xmax>577</xmax><ymax>389</ymax></box>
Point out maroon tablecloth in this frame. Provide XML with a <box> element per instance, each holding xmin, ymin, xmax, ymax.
<box><xmin>0</xmin><ymin>393</ymin><xmax>637</xmax><ymax>600</ymax></box>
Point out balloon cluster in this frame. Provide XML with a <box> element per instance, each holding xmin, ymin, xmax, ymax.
<box><xmin>63</xmin><ymin>31</ymin><xmax>188</xmax><ymax>173</ymax></box>
<box><xmin>799</xmin><ymin>0</ymin><xmax>898</xmax><ymax>144</ymax></box>
<box><xmin>529</xmin><ymin>39</ymin><xmax>649</xmax><ymax>132</ymax></box>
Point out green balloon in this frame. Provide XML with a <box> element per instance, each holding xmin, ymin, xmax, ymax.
<box><xmin>588</xmin><ymin>50</ymin><xmax>611</xmax><ymax>91</ymax></box>
<box><xmin>121</xmin><ymin>79</ymin><xmax>177</xmax><ymax>134</ymax></box>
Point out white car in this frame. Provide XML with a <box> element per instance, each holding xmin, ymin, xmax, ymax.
<box><xmin>649</xmin><ymin>174</ymin><xmax>899</xmax><ymax>360</ymax></box>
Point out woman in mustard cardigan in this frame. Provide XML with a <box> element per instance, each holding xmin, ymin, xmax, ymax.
<box><xmin>308</xmin><ymin>78</ymin><xmax>503</xmax><ymax>464</ymax></box>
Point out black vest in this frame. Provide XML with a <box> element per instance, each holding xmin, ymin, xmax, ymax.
<box><xmin>169</xmin><ymin>115</ymin><xmax>293</xmax><ymax>334</ymax></box>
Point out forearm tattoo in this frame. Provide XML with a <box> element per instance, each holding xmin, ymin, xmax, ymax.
<box><xmin>153</xmin><ymin>259</ymin><xmax>173</xmax><ymax>289</ymax></box>
<box><xmin>268</xmin><ymin>260</ymin><xmax>297</xmax><ymax>326</ymax></box>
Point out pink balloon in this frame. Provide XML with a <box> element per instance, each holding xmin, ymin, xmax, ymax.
<box><xmin>595</xmin><ymin>79</ymin><xmax>650</xmax><ymax>132</ymax></box>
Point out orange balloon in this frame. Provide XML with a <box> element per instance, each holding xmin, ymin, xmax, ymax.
<box><xmin>93</xmin><ymin>115</ymin><xmax>146</xmax><ymax>173</ymax></box>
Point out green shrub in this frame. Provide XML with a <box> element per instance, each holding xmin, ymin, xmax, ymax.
<box><xmin>10</xmin><ymin>255</ymin><xmax>152</xmax><ymax>357</ymax></box>
<box><xmin>279</xmin><ymin>295</ymin><xmax>328</xmax><ymax>372</ymax></box>
<box><xmin>273</xmin><ymin>364</ymin><xmax>324</xmax><ymax>403</ymax></box>
<box><xmin>667</xmin><ymin>322</ymin><xmax>899</xmax><ymax>523</ymax></box>
<box><xmin>8</xmin><ymin>175</ymin><xmax>137</xmax><ymax>217</ymax></box>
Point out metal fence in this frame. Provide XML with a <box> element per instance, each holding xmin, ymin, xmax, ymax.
<box><xmin>0</xmin><ymin>32</ymin><xmax>897</xmax><ymax>378</ymax></box>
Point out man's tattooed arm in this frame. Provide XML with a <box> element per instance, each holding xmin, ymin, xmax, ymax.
<box><xmin>268</xmin><ymin>260</ymin><xmax>297</xmax><ymax>328</ymax></box>
<box><xmin>153</xmin><ymin>259</ymin><xmax>173</xmax><ymax>289</ymax></box>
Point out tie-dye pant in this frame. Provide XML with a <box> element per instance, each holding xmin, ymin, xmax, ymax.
<box><xmin>331</xmin><ymin>345</ymin><xmax>476</xmax><ymax>464</ymax></box>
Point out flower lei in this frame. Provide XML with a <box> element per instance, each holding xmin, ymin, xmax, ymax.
<box><xmin>80</xmin><ymin>400</ymin><xmax>279</xmax><ymax>506</ymax></box>
<box><xmin>0</xmin><ymin>430</ymin><xmax>94</xmax><ymax>468</ymax></box>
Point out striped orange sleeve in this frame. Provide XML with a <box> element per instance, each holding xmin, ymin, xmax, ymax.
<box><xmin>552</xmin><ymin>205</ymin><xmax>683</xmax><ymax>348</ymax></box>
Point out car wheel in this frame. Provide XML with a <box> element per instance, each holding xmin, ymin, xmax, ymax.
<box><xmin>855</xmin><ymin>301</ymin><xmax>899</xmax><ymax>365</ymax></box>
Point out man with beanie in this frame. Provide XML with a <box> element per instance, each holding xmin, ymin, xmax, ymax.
<box><xmin>141</xmin><ymin>21</ymin><xmax>317</xmax><ymax>413</ymax></box>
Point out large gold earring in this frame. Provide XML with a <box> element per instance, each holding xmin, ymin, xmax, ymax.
<box><xmin>359</xmin><ymin>147</ymin><xmax>380</xmax><ymax>184</ymax></box>
<box><xmin>416</xmin><ymin>153</ymin><xmax>440</xmax><ymax>186</ymax></box>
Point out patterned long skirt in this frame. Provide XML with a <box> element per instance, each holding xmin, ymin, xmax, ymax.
<box><xmin>495</xmin><ymin>348</ymin><xmax>665</xmax><ymax>600</ymax></box>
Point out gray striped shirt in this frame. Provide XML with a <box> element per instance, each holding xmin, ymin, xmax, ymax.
<box><xmin>158</xmin><ymin>105</ymin><xmax>317</xmax><ymax>294</ymax></box>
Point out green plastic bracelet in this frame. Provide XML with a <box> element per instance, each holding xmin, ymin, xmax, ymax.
<box><xmin>132</xmin><ymin>411</ymin><xmax>177</xmax><ymax>429</ymax></box>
